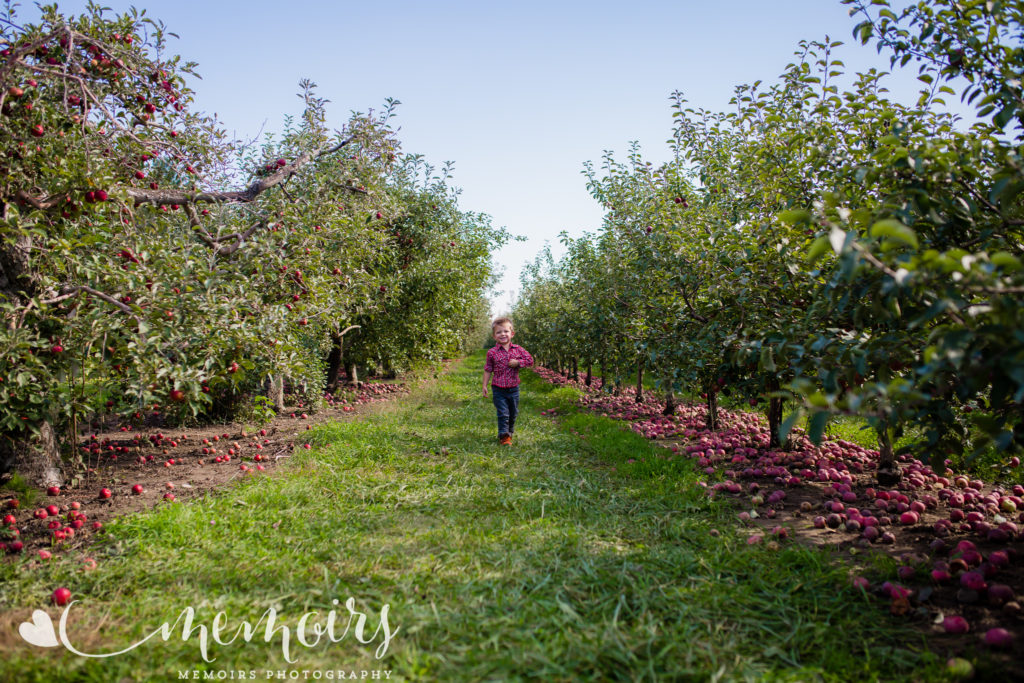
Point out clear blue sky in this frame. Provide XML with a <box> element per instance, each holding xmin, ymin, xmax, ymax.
<box><xmin>21</xmin><ymin>1</ymin><xmax>966</xmax><ymax>313</ymax></box>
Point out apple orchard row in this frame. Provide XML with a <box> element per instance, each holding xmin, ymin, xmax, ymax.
<box><xmin>0</xmin><ymin>5</ymin><xmax>507</xmax><ymax>487</ymax></box>
<box><xmin>512</xmin><ymin>0</ymin><xmax>1024</xmax><ymax>481</ymax></box>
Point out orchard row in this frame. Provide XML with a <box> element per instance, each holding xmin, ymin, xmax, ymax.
<box><xmin>0</xmin><ymin>5</ymin><xmax>506</xmax><ymax>487</ymax></box>
<box><xmin>513</xmin><ymin>0</ymin><xmax>1024</xmax><ymax>483</ymax></box>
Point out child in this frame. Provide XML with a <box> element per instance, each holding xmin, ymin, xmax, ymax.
<box><xmin>482</xmin><ymin>317</ymin><xmax>534</xmax><ymax>445</ymax></box>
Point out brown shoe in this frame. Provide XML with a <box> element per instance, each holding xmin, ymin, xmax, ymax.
<box><xmin>499</xmin><ymin>434</ymin><xmax>512</xmax><ymax>446</ymax></box>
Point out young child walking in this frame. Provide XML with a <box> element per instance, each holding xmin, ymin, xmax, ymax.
<box><xmin>482</xmin><ymin>317</ymin><xmax>534</xmax><ymax>445</ymax></box>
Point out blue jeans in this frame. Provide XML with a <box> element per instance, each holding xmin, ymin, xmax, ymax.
<box><xmin>492</xmin><ymin>385</ymin><xmax>520</xmax><ymax>437</ymax></box>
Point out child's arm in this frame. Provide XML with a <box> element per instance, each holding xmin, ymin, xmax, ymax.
<box><xmin>483</xmin><ymin>350</ymin><xmax>494</xmax><ymax>396</ymax></box>
<box><xmin>509</xmin><ymin>347</ymin><xmax>534</xmax><ymax>369</ymax></box>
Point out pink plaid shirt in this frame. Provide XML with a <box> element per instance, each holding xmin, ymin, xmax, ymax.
<box><xmin>485</xmin><ymin>344</ymin><xmax>534</xmax><ymax>388</ymax></box>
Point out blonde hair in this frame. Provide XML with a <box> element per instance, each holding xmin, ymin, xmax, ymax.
<box><xmin>491</xmin><ymin>317</ymin><xmax>514</xmax><ymax>332</ymax></box>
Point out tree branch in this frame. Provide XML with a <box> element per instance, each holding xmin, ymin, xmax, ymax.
<box><xmin>212</xmin><ymin>221</ymin><xmax>264</xmax><ymax>256</ymax></box>
<box><xmin>125</xmin><ymin>135</ymin><xmax>355</xmax><ymax>207</ymax></box>
<box><xmin>38</xmin><ymin>285</ymin><xmax>139</xmax><ymax>317</ymax></box>
<box><xmin>679</xmin><ymin>285</ymin><xmax>709</xmax><ymax>322</ymax></box>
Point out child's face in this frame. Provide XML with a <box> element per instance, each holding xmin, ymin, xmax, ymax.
<box><xmin>493</xmin><ymin>324</ymin><xmax>514</xmax><ymax>346</ymax></box>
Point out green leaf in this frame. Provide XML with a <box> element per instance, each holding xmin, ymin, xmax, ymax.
<box><xmin>807</xmin><ymin>411</ymin><xmax>828</xmax><ymax>444</ymax></box>
<box><xmin>807</xmin><ymin>391</ymin><xmax>829</xmax><ymax>408</ymax></box>
<box><xmin>990</xmin><ymin>252</ymin><xmax>1022</xmax><ymax>271</ymax></box>
<box><xmin>869</xmin><ymin>219</ymin><xmax>918</xmax><ymax>249</ymax></box>
<box><xmin>779</xmin><ymin>209</ymin><xmax>811</xmax><ymax>225</ymax></box>
<box><xmin>993</xmin><ymin>103</ymin><xmax>1016</xmax><ymax>129</ymax></box>
<box><xmin>778</xmin><ymin>409</ymin><xmax>802</xmax><ymax>445</ymax></box>
<box><xmin>806</xmin><ymin>236</ymin><xmax>831</xmax><ymax>264</ymax></box>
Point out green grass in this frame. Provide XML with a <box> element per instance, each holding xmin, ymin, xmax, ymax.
<box><xmin>0</xmin><ymin>353</ymin><xmax>946</xmax><ymax>681</ymax></box>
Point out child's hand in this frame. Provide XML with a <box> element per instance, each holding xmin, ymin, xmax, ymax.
<box><xmin>482</xmin><ymin>387</ymin><xmax>488</xmax><ymax>397</ymax></box>
<box><xmin>508</xmin><ymin>359</ymin><xmax>520</xmax><ymax>368</ymax></box>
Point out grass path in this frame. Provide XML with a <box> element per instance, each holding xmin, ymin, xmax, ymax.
<box><xmin>0</xmin><ymin>353</ymin><xmax>941</xmax><ymax>681</ymax></box>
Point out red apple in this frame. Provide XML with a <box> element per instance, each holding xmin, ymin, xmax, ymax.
<box><xmin>51</xmin><ymin>587</ymin><xmax>72</xmax><ymax>606</ymax></box>
<box><xmin>131</xmin><ymin>484</ymin><xmax>143</xmax><ymax>495</ymax></box>
<box><xmin>98</xmin><ymin>488</ymin><xmax>112</xmax><ymax>499</ymax></box>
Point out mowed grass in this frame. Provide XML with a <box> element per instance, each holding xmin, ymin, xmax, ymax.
<box><xmin>0</xmin><ymin>353</ymin><xmax>943</xmax><ymax>682</ymax></box>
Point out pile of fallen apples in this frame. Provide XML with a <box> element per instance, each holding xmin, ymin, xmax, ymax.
<box><xmin>534</xmin><ymin>365</ymin><xmax>1022</xmax><ymax>651</ymax></box>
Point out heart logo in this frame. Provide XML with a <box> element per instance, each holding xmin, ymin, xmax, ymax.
<box><xmin>18</xmin><ymin>609</ymin><xmax>60</xmax><ymax>648</ymax></box>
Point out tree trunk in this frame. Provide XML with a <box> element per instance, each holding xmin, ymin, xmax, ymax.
<box><xmin>601</xmin><ymin>354</ymin><xmax>608</xmax><ymax>391</ymax></box>
<box><xmin>344</xmin><ymin>362</ymin><xmax>359</xmax><ymax>386</ymax></box>
<box><xmin>876</xmin><ymin>424</ymin><xmax>901</xmax><ymax>485</ymax></box>
<box><xmin>0</xmin><ymin>214</ymin><xmax>63</xmax><ymax>487</ymax></box>
<box><xmin>585</xmin><ymin>361</ymin><xmax>592</xmax><ymax>387</ymax></box>
<box><xmin>635</xmin><ymin>359</ymin><xmax>644</xmax><ymax>402</ymax></box>
<box><xmin>268</xmin><ymin>374</ymin><xmax>285</xmax><ymax>412</ymax></box>
<box><xmin>571</xmin><ymin>357</ymin><xmax>578</xmax><ymax>381</ymax></box>
<box><xmin>663</xmin><ymin>386</ymin><xmax>676</xmax><ymax>416</ymax></box>
<box><xmin>0</xmin><ymin>422</ymin><xmax>63</xmax><ymax>488</ymax></box>
<box><xmin>767</xmin><ymin>376</ymin><xmax>786</xmax><ymax>449</ymax></box>
<box><xmin>768</xmin><ymin>396</ymin><xmax>785</xmax><ymax>448</ymax></box>
<box><xmin>325</xmin><ymin>331</ymin><xmax>344</xmax><ymax>392</ymax></box>
<box><xmin>705</xmin><ymin>386</ymin><xmax>720</xmax><ymax>431</ymax></box>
